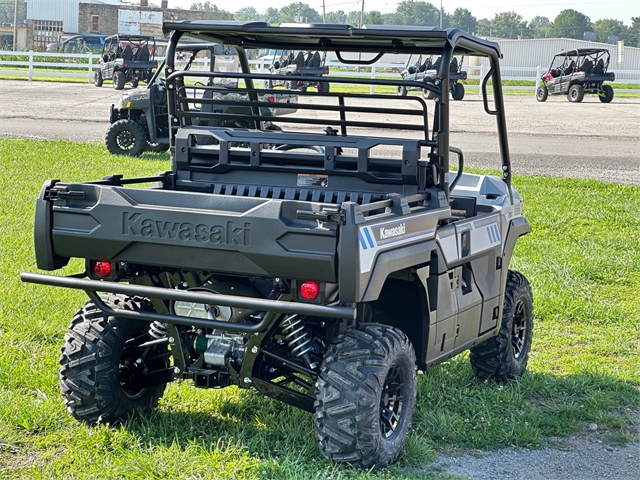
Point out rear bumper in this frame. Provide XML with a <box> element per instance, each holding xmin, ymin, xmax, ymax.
<box><xmin>20</xmin><ymin>272</ymin><xmax>357</xmax><ymax>331</ymax></box>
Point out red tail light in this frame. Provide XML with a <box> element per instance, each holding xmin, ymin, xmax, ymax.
<box><xmin>267</xmin><ymin>96</ymin><xmax>275</xmax><ymax>103</ymax></box>
<box><xmin>296</xmin><ymin>69</ymin><xmax>301</xmax><ymax>73</ymax></box>
<box><xmin>300</xmin><ymin>281</ymin><xmax>319</xmax><ymax>300</ymax></box>
<box><xmin>93</xmin><ymin>260</ymin><xmax>112</xmax><ymax>277</ymax></box>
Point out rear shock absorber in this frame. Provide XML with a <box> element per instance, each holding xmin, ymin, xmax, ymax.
<box><xmin>280</xmin><ymin>314</ymin><xmax>317</xmax><ymax>369</ymax></box>
<box><xmin>149</xmin><ymin>320</ymin><xmax>168</xmax><ymax>339</ymax></box>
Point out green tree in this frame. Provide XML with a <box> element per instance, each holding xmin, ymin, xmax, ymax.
<box><xmin>279</xmin><ymin>2</ymin><xmax>321</xmax><ymax>23</ymax></box>
<box><xmin>476</xmin><ymin>18</ymin><xmax>491</xmax><ymax>36</ymax></box>
<box><xmin>190</xmin><ymin>1</ymin><xmax>219</xmax><ymax>12</ymax></box>
<box><xmin>529</xmin><ymin>16</ymin><xmax>551</xmax><ymax>38</ymax></box>
<box><xmin>366</xmin><ymin>10</ymin><xmax>384</xmax><ymax>25</ymax></box>
<box><xmin>549</xmin><ymin>9</ymin><xmax>591</xmax><ymax>39</ymax></box>
<box><xmin>0</xmin><ymin>0</ymin><xmax>27</xmax><ymax>24</ymax></box>
<box><xmin>346</xmin><ymin>10</ymin><xmax>361</xmax><ymax>26</ymax></box>
<box><xmin>449</xmin><ymin>8</ymin><xmax>477</xmax><ymax>33</ymax></box>
<box><xmin>325</xmin><ymin>10</ymin><xmax>346</xmax><ymax>24</ymax></box>
<box><xmin>262</xmin><ymin>7</ymin><xmax>280</xmax><ymax>24</ymax></box>
<box><xmin>593</xmin><ymin>18</ymin><xmax>627</xmax><ymax>43</ymax></box>
<box><xmin>234</xmin><ymin>7</ymin><xmax>260</xmax><ymax>21</ymax></box>
<box><xmin>490</xmin><ymin>11</ymin><xmax>528</xmax><ymax>39</ymax></box>
<box><xmin>389</xmin><ymin>1</ymin><xmax>440</xmax><ymax>27</ymax></box>
<box><xmin>630</xmin><ymin>16</ymin><xmax>640</xmax><ymax>47</ymax></box>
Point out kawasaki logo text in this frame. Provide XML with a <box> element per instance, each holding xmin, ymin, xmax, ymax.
<box><xmin>379</xmin><ymin>223</ymin><xmax>406</xmax><ymax>240</ymax></box>
<box><xmin>122</xmin><ymin>212</ymin><xmax>251</xmax><ymax>245</ymax></box>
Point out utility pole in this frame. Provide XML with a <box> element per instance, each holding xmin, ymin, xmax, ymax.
<box><xmin>360</xmin><ymin>0</ymin><xmax>365</xmax><ymax>28</ymax></box>
<box><xmin>13</xmin><ymin>0</ymin><xmax>19</xmax><ymax>51</ymax></box>
<box><xmin>439</xmin><ymin>0</ymin><xmax>442</xmax><ymax>29</ymax></box>
<box><xmin>323</xmin><ymin>0</ymin><xmax>326</xmax><ymax>23</ymax></box>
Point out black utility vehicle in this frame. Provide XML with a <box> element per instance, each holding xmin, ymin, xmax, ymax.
<box><xmin>23</xmin><ymin>21</ymin><xmax>533</xmax><ymax>470</ymax></box>
<box><xmin>267</xmin><ymin>49</ymin><xmax>330</xmax><ymax>92</ymax></box>
<box><xmin>398</xmin><ymin>54</ymin><xmax>467</xmax><ymax>100</ymax></box>
<box><xmin>95</xmin><ymin>34</ymin><xmax>158</xmax><ymax>90</ymax></box>
<box><xmin>537</xmin><ymin>48</ymin><xmax>615</xmax><ymax>103</ymax></box>
<box><xmin>106</xmin><ymin>42</ymin><xmax>297</xmax><ymax>156</ymax></box>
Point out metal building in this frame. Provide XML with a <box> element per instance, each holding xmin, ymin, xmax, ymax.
<box><xmin>27</xmin><ymin>0</ymin><xmax>125</xmax><ymax>34</ymax></box>
<box><xmin>493</xmin><ymin>38</ymin><xmax>640</xmax><ymax>71</ymax></box>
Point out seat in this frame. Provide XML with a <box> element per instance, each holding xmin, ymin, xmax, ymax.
<box><xmin>579</xmin><ymin>60</ymin><xmax>593</xmax><ymax>73</ymax></box>
<box><xmin>121</xmin><ymin>45</ymin><xmax>133</xmax><ymax>61</ymax></box>
<box><xmin>307</xmin><ymin>51</ymin><xmax>321</xmax><ymax>68</ymax></box>
<box><xmin>449</xmin><ymin>57</ymin><xmax>458</xmax><ymax>72</ymax></box>
<box><xmin>431</xmin><ymin>56</ymin><xmax>442</xmax><ymax>71</ymax></box>
<box><xmin>564</xmin><ymin>61</ymin><xmax>575</xmax><ymax>75</ymax></box>
<box><xmin>593</xmin><ymin>59</ymin><xmax>605</xmax><ymax>74</ymax></box>
<box><xmin>293</xmin><ymin>51</ymin><xmax>305</xmax><ymax>67</ymax></box>
<box><xmin>134</xmin><ymin>47</ymin><xmax>150</xmax><ymax>62</ymax></box>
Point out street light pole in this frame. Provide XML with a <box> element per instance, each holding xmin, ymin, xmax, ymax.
<box><xmin>13</xmin><ymin>0</ymin><xmax>19</xmax><ymax>51</ymax></box>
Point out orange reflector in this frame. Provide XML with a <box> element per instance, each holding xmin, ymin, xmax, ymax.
<box><xmin>94</xmin><ymin>261</ymin><xmax>112</xmax><ymax>277</ymax></box>
<box><xmin>300</xmin><ymin>281</ymin><xmax>319</xmax><ymax>300</ymax></box>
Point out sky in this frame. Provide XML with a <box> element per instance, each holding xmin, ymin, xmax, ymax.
<box><xmin>164</xmin><ymin>0</ymin><xmax>639</xmax><ymax>24</ymax></box>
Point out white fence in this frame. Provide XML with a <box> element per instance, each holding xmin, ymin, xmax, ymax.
<box><xmin>1</xmin><ymin>50</ymin><xmax>639</xmax><ymax>92</ymax></box>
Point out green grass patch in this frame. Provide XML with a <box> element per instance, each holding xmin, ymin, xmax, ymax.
<box><xmin>0</xmin><ymin>139</ymin><xmax>638</xmax><ymax>478</ymax></box>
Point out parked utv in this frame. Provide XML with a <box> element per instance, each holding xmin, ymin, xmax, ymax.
<box><xmin>23</xmin><ymin>22</ymin><xmax>533</xmax><ymax>470</ymax></box>
<box><xmin>398</xmin><ymin>54</ymin><xmax>467</xmax><ymax>100</ymax></box>
<box><xmin>106</xmin><ymin>42</ymin><xmax>298</xmax><ymax>156</ymax></box>
<box><xmin>267</xmin><ymin>49</ymin><xmax>330</xmax><ymax>92</ymax></box>
<box><xmin>95</xmin><ymin>34</ymin><xmax>158</xmax><ymax>90</ymax></box>
<box><xmin>537</xmin><ymin>48</ymin><xmax>615</xmax><ymax>103</ymax></box>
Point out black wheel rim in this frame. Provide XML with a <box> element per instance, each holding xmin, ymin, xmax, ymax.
<box><xmin>379</xmin><ymin>365</ymin><xmax>405</xmax><ymax>439</ymax></box>
<box><xmin>512</xmin><ymin>299</ymin><xmax>528</xmax><ymax>359</ymax></box>
<box><xmin>115</xmin><ymin>129</ymin><xmax>136</xmax><ymax>151</ymax></box>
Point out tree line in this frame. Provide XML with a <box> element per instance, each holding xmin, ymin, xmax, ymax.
<box><xmin>191</xmin><ymin>1</ymin><xmax>639</xmax><ymax>47</ymax></box>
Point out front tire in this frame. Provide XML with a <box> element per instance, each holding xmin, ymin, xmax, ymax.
<box><xmin>59</xmin><ymin>295</ymin><xmax>171</xmax><ymax>424</ymax></box>
<box><xmin>112</xmin><ymin>71</ymin><xmax>125</xmax><ymax>90</ymax></box>
<box><xmin>105</xmin><ymin>119</ymin><xmax>148</xmax><ymax>156</ymax></box>
<box><xmin>130</xmin><ymin>77</ymin><xmax>139</xmax><ymax>89</ymax></box>
<box><xmin>314</xmin><ymin>323</ymin><xmax>417</xmax><ymax>469</ymax></box>
<box><xmin>599</xmin><ymin>84</ymin><xmax>614</xmax><ymax>103</ymax></box>
<box><xmin>397</xmin><ymin>85</ymin><xmax>407</xmax><ymax>97</ymax></box>
<box><xmin>470</xmin><ymin>270</ymin><xmax>534</xmax><ymax>381</ymax></box>
<box><xmin>536</xmin><ymin>85</ymin><xmax>548</xmax><ymax>102</ymax></box>
<box><xmin>568</xmin><ymin>84</ymin><xmax>584</xmax><ymax>103</ymax></box>
<box><xmin>94</xmin><ymin>70</ymin><xmax>103</xmax><ymax>87</ymax></box>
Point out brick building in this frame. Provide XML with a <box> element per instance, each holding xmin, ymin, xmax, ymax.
<box><xmin>27</xmin><ymin>1</ymin><xmax>232</xmax><ymax>49</ymax></box>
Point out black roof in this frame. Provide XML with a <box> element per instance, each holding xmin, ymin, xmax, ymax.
<box><xmin>554</xmin><ymin>48</ymin><xmax>610</xmax><ymax>56</ymax></box>
<box><xmin>162</xmin><ymin>21</ymin><xmax>502</xmax><ymax>58</ymax></box>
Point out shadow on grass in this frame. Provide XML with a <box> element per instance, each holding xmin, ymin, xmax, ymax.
<box><xmin>117</xmin><ymin>354</ymin><xmax>638</xmax><ymax>473</ymax></box>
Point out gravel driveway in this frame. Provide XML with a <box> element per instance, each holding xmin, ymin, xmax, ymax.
<box><xmin>0</xmin><ymin>80</ymin><xmax>638</xmax><ymax>185</ymax></box>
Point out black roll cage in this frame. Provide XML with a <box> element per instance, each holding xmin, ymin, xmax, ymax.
<box><xmin>162</xmin><ymin>21</ymin><xmax>512</xmax><ymax>202</ymax></box>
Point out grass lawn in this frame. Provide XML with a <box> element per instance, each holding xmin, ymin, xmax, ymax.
<box><xmin>0</xmin><ymin>139</ymin><xmax>638</xmax><ymax>479</ymax></box>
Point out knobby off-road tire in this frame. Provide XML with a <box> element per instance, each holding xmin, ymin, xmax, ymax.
<box><xmin>397</xmin><ymin>85</ymin><xmax>407</xmax><ymax>97</ymax></box>
<box><xmin>314</xmin><ymin>323</ymin><xmax>418</xmax><ymax>469</ymax></box>
<box><xmin>59</xmin><ymin>294</ymin><xmax>170</xmax><ymax>424</ymax></box>
<box><xmin>470</xmin><ymin>270</ymin><xmax>534</xmax><ymax>381</ymax></box>
<box><xmin>94</xmin><ymin>70</ymin><xmax>103</xmax><ymax>87</ymax></box>
<box><xmin>105</xmin><ymin>119</ymin><xmax>148</xmax><ymax>156</ymax></box>
<box><xmin>112</xmin><ymin>70</ymin><xmax>125</xmax><ymax>90</ymax></box>
<box><xmin>316</xmin><ymin>81</ymin><xmax>330</xmax><ymax>93</ymax></box>
<box><xmin>451</xmin><ymin>82</ymin><xmax>465</xmax><ymax>100</ymax></box>
<box><xmin>536</xmin><ymin>85</ymin><xmax>548</xmax><ymax>102</ymax></box>
<box><xmin>568</xmin><ymin>84</ymin><xmax>584</xmax><ymax>103</ymax></box>
<box><xmin>130</xmin><ymin>78</ymin><xmax>139</xmax><ymax>89</ymax></box>
<box><xmin>599</xmin><ymin>84</ymin><xmax>614</xmax><ymax>103</ymax></box>
<box><xmin>422</xmin><ymin>88</ymin><xmax>435</xmax><ymax>99</ymax></box>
